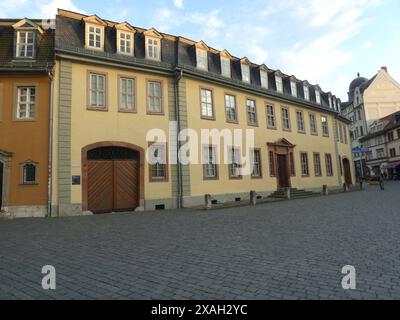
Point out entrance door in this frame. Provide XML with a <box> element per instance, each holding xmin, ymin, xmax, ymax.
<box><xmin>86</xmin><ymin>147</ymin><xmax>139</xmax><ymax>214</ymax></box>
<box><xmin>0</xmin><ymin>162</ymin><xmax>3</xmax><ymax>208</ymax></box>
<box><xmin>343</xmin><ymin>158</ymin><xmax>352</xmax><ymax>186</ymax></box>
<box><xmin>277</xmin><ymin>154</ymin><xmax>290</xmax><ymax>188</ymax></box>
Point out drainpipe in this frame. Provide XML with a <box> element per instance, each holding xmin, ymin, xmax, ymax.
<box><xmin>46</xmin><ymin>69</ymin><xmax>55</xmax><ymax>217</ymax></box>
<box><xmin>174</xmin><ymin>69</ymin><xmax>183</xmax><ymax>209</ymax></box>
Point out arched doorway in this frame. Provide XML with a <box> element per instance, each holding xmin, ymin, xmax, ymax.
<box><xmin>343</xmin><ymin>157</ymin><xmax>352</xmax><ymax>186</ymax></box>
<box><xmin>82</xmin><ymin>142</ymin><xmax>145</xmax><ymax>214</ymax></box>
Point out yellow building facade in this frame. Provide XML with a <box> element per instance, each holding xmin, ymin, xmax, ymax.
<box><xmin>49</xmin><ymin>9</ymin><xmax>354</xmax><ymax>216</ymax></box>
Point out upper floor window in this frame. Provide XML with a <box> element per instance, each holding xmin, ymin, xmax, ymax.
<box><xmin>296</xmin><ymin>110</ymin><xmax>305</xmax><ymax>133</ymax></box>
<box><xmin>376</xmin><ymin>148</ymin><xmax>385</xmax><ymax>159</ymax></box>
<box><xmin>281</xmin><ymin>107</ymin><xmax>291</xmax><ymax>131</ymax></box>
<box><xmin>225</xmin><ymin>94</ymin><xmax>237</xmax><ymax>123</ymax></box>
<box><xmin>290</xmin><ymin>81</ymin><xmax>297</xmax><ymax>97</ymax></box>
<box><xmin>275</xmin><ymin>76</ymin><xmax>283</xmax><ymax>93</ymax></box>
<box><xmin>315</xmin><ymin>90</ymin><xmax>321</xmax><ymax>104</ymax></box>
<box><xmin>196</xmin><ymin>49</ymin><xmax>208</xmax><ymax>70</ymax></box>
<box><xmin>266</xmin><ymin>104</ymin><xmax>276</xmax><ymax>129</ymax></box>
<box><xmin>147</xmin><ymin>80</ymin><xmax>163</xmax><ymax>114</ymax></box>
<box><xmin>247</xmin><ymin>99</ymin><xmax>257</xmax><ymax>126</ymax></box>
<box><xmin>16</xmin><ymin>86</ymin><xmax>36</xmax><ymax>120</ymax></box>
<box><xmin>321</xmin><ymin>116</ymin><xmax>329</xmax><ymax>136</ymax></box>
<box><xmin>119</xmin><ymin>77</ymin><xmax>135</xmax><ymax>112</ymax></box>
<box><xmin>221</xmin><ymin>57</ymin><xmax>231</xmax><ymax>78</ymax></box>
<box><xmin>241</xmin><ymin>64</ymin><xmax>250</xmax><ymax>83</ymax></box>
<box><xmin>303</xmin><ymin>85</ymin><xmax>310</xmax><ymax>100</ymax></box>
<box><xmin>200</xmin><ymin>88</ymin><xmax>214</xmax><ymax>119</ymax></box>
<box><xmin>16</xmin><ymin>31</ymin><xmax>35</xmax><ymax>58</ymax></box>
<box><xmin>309</xmin><ymin>113</ymin><xmax>317</xmax><ymax>135</ymax></box>
<box><xmin>87</xmin><ymin>25</ymin><xmax>104</xmax><ymax>50</ymax></box>
<box><xmin>146</xmin><ymin>37</ymin><xmax>161</xmax><ymax>60</ymax></box>
<box><xmin>88</xmin><ymin>72</ymin><xmax>107</xmax><ymax>109</ymax></box>
<box><xmin>260</xmin><ymin>70</ymin><xmax>269</xmax><ymax>89</ymax></box>
<box><xmin>388</xmin><ymin>131</ymin><xmax>394</xmax><ymax>142</ymax></box>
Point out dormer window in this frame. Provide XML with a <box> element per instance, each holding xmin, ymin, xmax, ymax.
<box><xmin>328</xmin><ymin>96</ymin><xmax>332</xmax><ymax>108</ymax></box>
<box><xmin>315</xmin><ymin>89</ymin><xmax>321</xmax><ymax>104</ymax></box>
<box><xmin>260</xmin><ymin>69</ymin><xmax>268</xmax><ymax>89</ymax></box>
<box><xmin>221</xmin><ymin>57</ymin><xmax>231</xmax><ymax>77</ymax></box>
<box><xmin>144</xmin><ymin>28</ymin><xmax>163</xmax><ymax>61</ymax></box>
<box><xmin>240</xmin><ymin>59</ymin><xmax>251</xmax><ymax>83</ymax></box>
<box><xmin>303</xmin><ymin>84</ymin><xmax>310</xmax><ymax>100</ymax></box>
<box><xmin>290</xmin><ymin>81</ymin><xmax>297</xmax><ymax>97</ymax></box>
<box><xmin>115</xmin><ymin>23</ymin><xmax>135</xmax><ymax>56</ymax></box>
<box><xmin>16</xmin><ymin>31</ymin><xmax>35</xmax><ymax>58</ymax></box>
<box><xmin>196</xmin><ymin>49</ymin><xmax>208</xmax><ymax>70</ymax></box>
<box><xmin>332</xmin><ymin>97</ymin><xmax>337</xmax><ymax>111</ymax></box>
<box><xmin>83</xmin><ymin>15</ymin><xmax>107</xmax><ymax>51</ymax></box>
<box><xmin>275</xmin><ymin>76</ymin><xmax>283</xmax><ymax>93</ymax></box>
<box><xmin>12</xmin><ymin>19</ymin><xmax>43</xmax><ymax>60</ymax></box>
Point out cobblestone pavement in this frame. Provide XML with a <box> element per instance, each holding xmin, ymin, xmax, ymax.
<box><xmin>1</xmin><ymin>182</ymin><xmax>400</xmax><ymax>300</ymax></box>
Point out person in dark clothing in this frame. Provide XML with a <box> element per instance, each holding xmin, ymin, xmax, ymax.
<box><xmin>379</xmin><ymin>173</ymin><xmax>385</xmax><ymax>190</ymax></box>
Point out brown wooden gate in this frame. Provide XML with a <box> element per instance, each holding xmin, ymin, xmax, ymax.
<box><xmin>87</xmin><ymin>159</ymin><xmax>138</xmax><ymax>214</ymax></box>
<box><xmin>343</xmin><ymin>158</ymin><xmax>352</xmax><ymax>186</ymax></box>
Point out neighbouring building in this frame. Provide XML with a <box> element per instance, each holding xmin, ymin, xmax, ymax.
<box><xmin>0</xmin><ymin>18</ymin><xmax>54</xmax><ymax>217</ymax></box>
<box><xmin>341</xmin><ymin>68</ymin><xmax>400</xmax><ymax>180</ymax></box>
<box><xmin>359</xmin><ymin>111</ymin><xmax>400</xmax><ymax>178</ymax></box>
<box><xmin>50</xmin><ymin>9</ymin><xmax>353</xmax><ymax>217</ymax></box>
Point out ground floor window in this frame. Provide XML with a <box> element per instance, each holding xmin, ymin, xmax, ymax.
<box><xmin>149</xmin><ymin>143</ymin><xmax>167</xmax><ymax>181</ymax></box>
<box><xmin>203</xmin><ymin>145</ymin><xmax>218</xmax><ymax>179</ymax></box>
<box><xmin>300</xmin><ymin>152</ymin><xmax>309</xmax><ymax>177</ymax></box>
<box><xmin>21</xmin><ymin>161</ymin><xmax>37</xmax><ymax>185</ymax></box>
<box><xmin>251</xmin><ymin>149</ymin><xmax>262</xmax><ymax>178</ymax></box>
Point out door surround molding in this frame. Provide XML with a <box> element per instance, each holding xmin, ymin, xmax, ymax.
<box><xmin>81</xmin><ymin>142</ymin><xmax>145</xmax><ymax>212</ymax></box>
<box><xmin>267</xmin><ymin>139</ymin><xmax>296</xmax><ymax>189</ymax></box>
<box><xmin>0</xmin><ymin>150</ymin><xmax>12</xmax><ymax>210</ymax></box>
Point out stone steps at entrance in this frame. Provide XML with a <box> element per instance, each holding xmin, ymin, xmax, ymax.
<box><xmin>268</xmin><ymin>188</ymin><xmax>319</xmax><ymax>199</ymax></box>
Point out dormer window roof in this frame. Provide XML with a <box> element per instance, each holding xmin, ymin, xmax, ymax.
<box><xmin>115</xmin><ymin>22</ymin><xmax>136</xmax><ymax>56</ymax></box>
<box><xmin>83</xmin><ymin>15</ymin><xmax>107</xmax><ymax>51</ymax></box>
<box><xmin>195</xmin><ymin>41</ymin><xmax>209</xmax><ymax>71</ymax></box>
<box><xmin>220</xmin><ymin>49</ymin><xmax>233</xmax><ymax>78</ymax></box>
<box><xmin>12</xmin><ymin>19</ymin><xmax>43</xmax><ymax>59</ymax></box>
<box><xmin>240</xmin><ymin>57</ymin><xmax>251</xmax><ymax>83</ymax></box>
<box><xmin>144</xmin><ymin>28</ymin><xmax>163</xmax><ymax>61</ymax></box>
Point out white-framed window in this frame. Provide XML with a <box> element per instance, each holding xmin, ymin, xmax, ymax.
<box><xmin>16</xmin><ymin>31</ymin><xmax>35</xmax><ymax>58</ymax></box>
<box><xmin>200</xmin><ymin>88</ymin><xmax>213</xmax><ymax>118</ymax></box>
<box><xmin>225</xmin><ymin>94</ymin><xmax>237</xmax><ymax>122</ymax></box>
<box><xmin>281</xmin><ymin>107</ymin><xmax>291</xmax><ymax>130</ymax></box>
<box><xmin>247</xmin><ymin>99</ymin><xmax>257</xmax><ymax>125</ymax></box>
<box><xmin>266</xmin><ymin>104</ymin><xmax>276</xmax><ymax>128</ymax></box>
<box><xmin>241</xmin><ymin>64</ymin><xmax>250</xmax><ymax>83</ymax></box>
<box><xmin>89</xmin><ymin>73</ymin><xmax>106</xmax><ymax>108</ymax></box>
<box><xmin>300</xmin><ymin>152</ymin><xmax>309</xmax><ymax>176</ymax></box>
<box><xmin>325</xmin><ymin>154</ymin><xmax>333</xmax><ymax>176</ymax></box>
<box><xmin>251</xmin><ymin>149</ymin><xmax>262</xmax><ymax>178</ymax></box>
<box><xmin>304</xmin><ymin>85</ymin><xmax>310</xmax><ymax>100</ymax></box>
<box><xmin>321</xmin><ymin>116</ymin><xmax>329</xmax><ymax>136</ymax></box>
<box><xmin>260</xmin><ymin>70</ymin><xmax>269</xmax><ymax>89</ymax></box>
<box><xmin>328</xmin><ymin>96</ymin><xmax>332</xmax><ymax>109</ymax></box>
<box><xmin>87</xmin><ymin>25</ymin><xmax>103</xmax><ymax>49</ymax></box>
<box><xmin>119</xmin><ymin>77</ymin><xmax>135</xmax><ymax>111</ymax></box>
<box><xmin>290</xmin><ymin>81</ymin><xmax>297</xmax><ymax>97</ymax></box>
<box><xmin>149</xmin><ymin>143</ymin><xmax>167</xmax><ymax>181</ymax></box>
<box><xmin>296</xmin><ymin>110</ymin><xmax>305</xmax><ymax>132</ymax></box>
<box><xmin>221</xmin><ymin>57</ymin><xmax>231</xmax><ymax>78</ymax></box>
<box><xmin>147</xmin><ymin>81</ymin><xmax>162</xmax><ymax>113</ymax></box>
<box><xmin>275</xmin><ymin>76</ymin><xmax>283</xmax><ymax>93</ymax></box>
<box><xmin>313</xmin><ymin>153</ymin><xmax>322</xmax><ymax>176</ymax></box>
<box><xmin>146</xmin><ymin>37</ymin><xmax>161</xmax><ymax>60</ymax></box>
<box><xmin>203</xmin><ymin>145</ymin><xmax>218</xmax><ymax>179</ymax></box>
<box><xmin>16</xmin><ymin>86</ymin><xmax>36</xmax><ymax>119</ymax></box>
<box><xmin>315</xmin><ymin>90</ymin><xmax>321</xmax><ymax>104</ymax></box>
<box><xmin>196</xmin><ymin>49</ymin><xmax>208</xmax><ymax>70</ymax></box>
<box><xmin>118</xmin><ymin>31</ymin><xmax>133</xmax><ymax>55</ymax></box>
<box><xmin>229</xmin><ymin>147</ymin><xmax>241</xmax><ymax>178</ymax></box>
<box><xmin>309</xmin><ymin>113</ymin><xmax>317</xmax><ymax>135</ymax></box>
<box><xmin>21</xmin><ymin>161</ymin><xmax>37</xmax><ymax>185</ymax></box>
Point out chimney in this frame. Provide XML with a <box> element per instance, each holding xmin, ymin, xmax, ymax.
<box><xmin>381</xmin><ymin>66</ymin><xmax>388</xmax><ymax>72</ymax></box>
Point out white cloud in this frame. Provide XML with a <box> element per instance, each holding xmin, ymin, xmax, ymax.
<box><xmin>363</xmin><ymin>41</ymin><xmax>373</xmax><ymax>49</ymax></box>
<box><xmin>173</xmin><ymin>0</ymin><xmax>183</xmax><ymax>9</ymax></box>
<box><xmin>40</xmin><ymin>0</ymin><xmax>81</xmax><ymax>18</ymax></box>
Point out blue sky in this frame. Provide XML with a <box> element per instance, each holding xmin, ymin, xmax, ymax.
<box><xmin>1</xmin><ymin>0</ymin><xmax>399</xmax><ymax>100</ymax></box>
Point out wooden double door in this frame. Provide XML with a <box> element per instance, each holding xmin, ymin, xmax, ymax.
<box><xmin>87</xmin><ymin>159</ymin><xmax>139</xmax><ymax>214</ymax></box>
<box><xmin>277</xmin><ymin>154</ymin><xmax>290</xmax><ymax>188</ymax></box>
